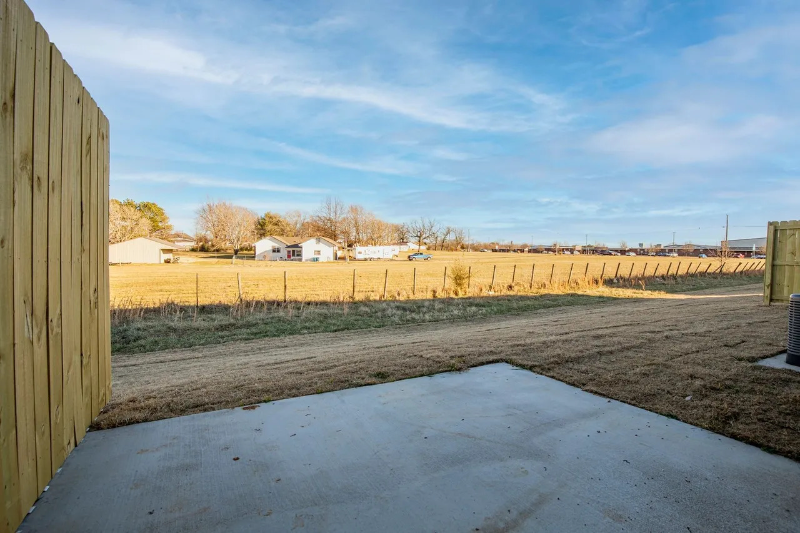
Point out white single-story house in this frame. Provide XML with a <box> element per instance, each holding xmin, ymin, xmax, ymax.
<box><xmin>109</xmin><ymin>237</ymin><xmax>176</xmax><ymax>264</ymax></box>
<box><xmin>254</xmin><ymin>236</ymin><xmax>338</xmax><ymax>262</ymax></box>
<box><xmin>354</xmin><ymin>245</ymin><xmax>400</xmax><ymax>260</ymax></box>
<box><xmin>170</xmin><ymin>234</ymin><xmax>196</xmax><ymax>250</ymax></box>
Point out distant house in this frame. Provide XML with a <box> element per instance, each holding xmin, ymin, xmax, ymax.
<box><xmin>399</xmin><ymin>242</ymin><xmax>426</xmax><ymax>251</ymax></box>
<box><xmin>170</xmin><ymin>232</ymin><xmax>196</xmax><ymax>250</ymax></box>
<box><xmin>109</xmin><ymin>237</ymin><xmax>176</xmax><ymax>264</ymax></box>
<box><xmin>254</xmin><ymin>236</ymin><xmax>338</xmax><ymax>262</ymax></box>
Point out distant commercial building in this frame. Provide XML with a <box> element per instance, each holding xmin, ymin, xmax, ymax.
<box><xmin>724</xmin><ymin>237</ymin><xmax>767</xmax><ymax>254</ymax></box>
<box><xmin>109</xmin><ymin>237</ymin><xmax>176</xmax><ymax>264</ymax></box>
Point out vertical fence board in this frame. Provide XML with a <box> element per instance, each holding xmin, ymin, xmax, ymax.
<box><xmin>0</xmin><ymin>0</ymin><xmax>20</xmax><ymax>525</ymax></box>
<box><xmin>61</xmin><ymin>64</ymin><xmax>80</xmax><ymax>453</ymax></box>
<box><xmin>12</xmin><ymin>0</ymin><xmax>37</xmax><ymax>509</ymax></box>
<box><xmin>31</xmin><ymin>21</ymin><xmax>51</xmax><ymax>492</ymax></box>
<box><xmin>89</xmin><ymin>98</ymin><xmax>99</xmax><ymax>417</ymax></box>
<box><xmin>101</xmin><ymin>112</ymin><xmax>110</xmax><ymax>401</ymax></box>
<box><xmin>46</xmin><ymin>43</ymin><xmax>64</xmax><ymax>474</ymax></box>
<box><xmin>79</xmin><ymin>90</ymin><xmax>93</xmax><ymax>428</ymax></box>
<box><xmin>70</xmin><ymin>77</ymin><xmax>85</xmax><ymax>444</ymax></box>
<box><xmin>96</xmin><ymin>110</ymin><xmax>106</xmax><ymax>406</ymax></box>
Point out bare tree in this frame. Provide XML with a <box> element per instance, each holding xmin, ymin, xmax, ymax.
<box><xmin>407</xmin><ymin>217</ymin><xmax>437</xmax><ymax>251</ymax></box>
<box><xmin>284</xmin><ymin>210</ymin><xmax>309</xmax><ymax>237</ymax></box>
<box><xmin>619</xmin><ymin>240</ymin><xmax>628</xmax><ymax>250</ymax></box>
<box><xmin>109</xmin><ymin>199</ymin><xmax>150</xmax><ymax>243</ymax></box>
<box><xmin>196</xmin><ymin>201</ymin><xmax>257</xmax><ymax>254</ymax></box>
<box><xmin>311</xmin><ymin>196</ymin><xmax>347</xmax><ymax>241</ymax></box>
<box><xmin>451</xmin><ymin>228</ymin><xmax>466</xmax><ymax>250</ymax></box>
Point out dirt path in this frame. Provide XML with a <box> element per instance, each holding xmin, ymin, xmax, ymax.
<box><xmin>98</xmin><ymin>284</ymin><xmax>800</xmax><ymax>459</ymax></box>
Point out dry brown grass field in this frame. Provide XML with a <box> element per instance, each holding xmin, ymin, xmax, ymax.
<box><xmin>110</xmin><ymin>250</ymin><xmax>764</xmax><ymax>306</ymax></box>
<box><xmin>99</xmin><ymin>283</ymin><xmax>800</xmax><ymax>460</ymax></box>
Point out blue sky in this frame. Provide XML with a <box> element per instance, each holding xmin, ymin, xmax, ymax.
<box><xmin>28</xmin><ymin>0</ymin><xmax>799</xmax><ymax>245</ymax></box>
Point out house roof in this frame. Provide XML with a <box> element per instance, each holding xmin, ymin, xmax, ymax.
<box><xmin>113</xmin><ymin>236</ymin><xmax>176</xmax><ymax>249</ymax></box>
<box><xmin>264</xmin><ymin>236</ymin><xmax>339</xmax><ymax>247</ymax></box>
<box><xmin>143</xmin><ymin>237</ymin><xmax>177</xmax><ymax>248</ymax></box>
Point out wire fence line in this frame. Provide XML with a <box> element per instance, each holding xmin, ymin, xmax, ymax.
<box><xmin>110</xmin><ymin>259</ymin><xmax>766</xmax><ymax>309</ymax></box>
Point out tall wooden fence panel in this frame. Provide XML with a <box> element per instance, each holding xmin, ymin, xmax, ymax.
<box><xmin>764</xmin><ymin>220</ymin><xmax>800</xmax><ymax>305</ymax></box>
<box><xmin>1</xmin><ymin>0</ymin><xmax>111</xmax><ymax>530</ymax></box>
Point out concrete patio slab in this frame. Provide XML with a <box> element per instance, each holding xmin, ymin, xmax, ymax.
<box><xmin>21</xmin><ymin>363</ymin><xmax>800</xmax><ymax>533</ymax></box>
<box><xmin>757</xmin><ymin>353</ymin><xmax>800</xmax><ymax>373</ymax></box>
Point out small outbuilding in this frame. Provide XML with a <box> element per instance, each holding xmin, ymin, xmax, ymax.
<box><xmin>109</xmin><ymin>237</ymin><xmax>176</xmax><ymax>264</ymax></box>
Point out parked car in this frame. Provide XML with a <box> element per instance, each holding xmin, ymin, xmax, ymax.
<box><xmin>656</xmin><ymin>252</ymin><xmax>668</xmax><ymax>257</ymax></box>
<box><xmin>625</xmin><ymin>251</ymin><xmax>637</xmax><ymax>256</ymax></box>
<box><xmin>562</xmin><ymin>250</ymin><xmax>571</xmax><ymax>255</ymax></box>
<box><xmin>479</xmin><ymin>249</ymin><xmax>490</xmax><ymax>252</ymax></box>
<box><xmin>754</xmin><ymin>254</ymin><xmax>766</xmax><ymax>259</ymax></box>
<box><xmin>698</xmin><ymin>253</ymin><xmax>708</xmax><ymax>258</ymax></box>
<box><xmin>668</xmin><ymin>252</ymin><xmax>678</xmax><ymax>257</ymax></box>
<box><xmin>734</xmin><ymin>253</ymin><xmax>745</xmax><ymax>259</ymax></box>
<box><xmin>647</xmin><ymin>252</ymin><xmax>656</xmax><ymax>256</ymax></box>
<box><xmin>408</xmin><ymin>252</ymin><xmax>432</xmax><ymax>261</ymax></box>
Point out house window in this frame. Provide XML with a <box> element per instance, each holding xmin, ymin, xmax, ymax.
<box><xmin>314</xmin><ymin>250</ymin><xmax>321</xmax><ymax>256</ymax></box>
<box><xmin>272</xmin><ymin>246</ymin><xmax>281</xmax><ymax>253</ymax></box>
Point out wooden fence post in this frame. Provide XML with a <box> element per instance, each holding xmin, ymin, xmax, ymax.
<box><xmin>237</xmin><ymin>273</ymin><xmax>242</xmax><ymax>302</ymax></box>
<box><xmin>491</xmin><ymin>265</ymin><xmax>497</xmax><ymax>290</ymax></box>
<box><xmin>583</xmin><ymin>263</ymin><xmax>589</xmax><ymax>279</ymax></box>
<box><xmin>412</xmin><ymin>267</ymin><xmax>416</xmax><ymax>296</ymax></box>
<box><xmin>704</xmin><ymin>264</ymin><xmax>712</xmax><ymax>275</ymax></box>
<box><xmin>628</xmin><ymin>263</ymin><xmax>634</xmax><ymax>279</ymax></box>
<box><xmin>195</xmin><ymin>273</ymin><xmax>199</xmax><ymax>314</ymax></box>
<box><xmin>567</xmin><ymin>263</ymin><xmax>574</xmax><ymax>284</ymax></box>
<box><xmin>600</xmin><ymin>262</ymin><xmax>606</xmax><ymax>281</ymax></box>
<box><xmin>442</xmin><ymin>267</ymin><xmax>447</xmax><ymax>290</ymax></box>
<box><xmin>511</xmin><ymin>264</ymin><xmax>516</xmax><ymax>285</ymax></box>
<box><xmin>549</xmin><ymin>264</ymin><xmax>555</xmax><ymax>284</ymax></box>
<box><xmin>652</xmin><ymin>264</ymin><xmax>659</xmax><ymax>277</ymax></box>
<box><xmin>686</xmin><ymin>262</ymin><xmax>693</xmax><ymax>277</ymax></box>
<box><xmin>352</xmin><ymin>269</ymin><xmax>356</xmax><ymax>299</ymax></box>
<box><xmin>732</xmin><ymin>262</ymin><xmax>742</xmax><ymax>274</ymax></box>
<box><xmin>467</xmin><ymin>266</ymin><xmax>472</xmax><ymax>290</ymax></box>
<box><xmin>283</xmin><ymin>271</ymin><xmax>287</xmax><ymax>303</ymax></box>
<box><xmin>675</xmin><ymin>262</ymin><xmax>681</xmax><ymax>277</ymax></box>
<box><xmin>614</xmin><ymin>262</ymin><xmax>621</xmax><ymax>279</ymax></box>
<box><xmin>383</xmin><ymin>269</ymin><xmax>388</xmax><ymax>299</ymax></box>
<box><xmin>642</xmin><ymin>262</ymin><xmax>648</xmax><ymax>278</ymax></box>
<box><xmin>665</xmin><ymin>262</ymin><xmax>672</xmax><ymax>276</ymax></box>
<box><xmin>694</xmin><ymin>263</ymin><xmax>701</xmax><ymax>275</ymax></box>
<box><xmin>529</xmin><ymin>264</ymin><xmax>535</xmax><ymax>289</ymax></box>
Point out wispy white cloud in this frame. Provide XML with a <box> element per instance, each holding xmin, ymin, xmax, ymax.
<box><xmin>587</xmin><ymin>113</ymin><xmax>784</xmax><ymax>165</ymax></box>
<box><xmin>114</xmin><ymin>172</ymin><xmax>328</xmax><ymax>194</ymax></box>
<box><xmin>261</xmin><ymin>139</ymin><xmax>419</xmax><ymax>176</ymax></box>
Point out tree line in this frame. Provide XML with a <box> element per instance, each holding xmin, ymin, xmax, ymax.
<box><xmin>109</xmin><ymin>195</ymin><xmax>471</xmax><ymax>254</ymax></box>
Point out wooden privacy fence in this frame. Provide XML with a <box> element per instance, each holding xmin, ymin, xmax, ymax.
<box><xmin>1</xmin><ymin>0</ymin><xmax>111</xmax><ymax>531</ymax></box>
<box><xmin>764</xmin><ymin>220</ymin><xmax>800</xmax><ymax>305</ymax></box>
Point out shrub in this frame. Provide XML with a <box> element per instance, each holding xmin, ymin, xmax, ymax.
<box><xmin>449</xmin><ymin>261</ymin><xmax>470</xmax><ymax>293</ymax></box>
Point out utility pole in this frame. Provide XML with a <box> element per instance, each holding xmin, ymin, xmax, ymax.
<box><xmin>724</xmin><ymin>214</ymin><xmax>729</xmax><ymax>244</ymax></box>
<box><xmin>672</xmin><ymin>231</ymin><xmax>676</xmax><ymax>246</ymax></box>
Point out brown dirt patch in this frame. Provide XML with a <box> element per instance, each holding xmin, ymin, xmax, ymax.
<box><xmin>96</xmin><ymin>284</ymin><xmax>800</xmax><ymax>460</ymax></box>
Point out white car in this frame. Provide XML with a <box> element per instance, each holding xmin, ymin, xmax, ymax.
<box><xmin>625</xmin><ymin>251</ymin><xmax>636</xmax><ymax>256</ymax></box>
